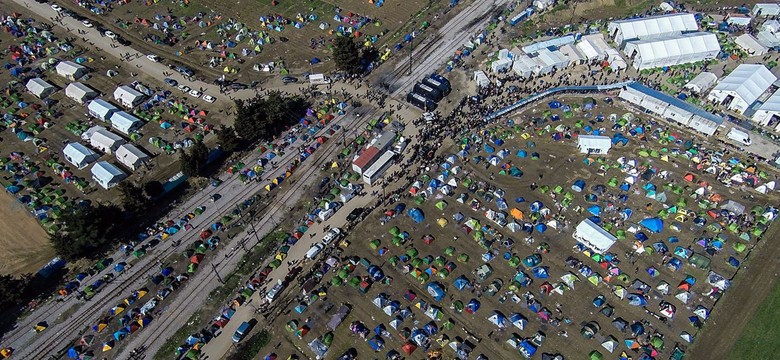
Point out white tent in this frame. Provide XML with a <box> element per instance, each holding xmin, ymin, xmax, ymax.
<box><xmin>90</xmin><ymin>129</ymin><xmax>126</xmax><ymax>154</ymax></box>
<box><xmin>558</xmin><ymin>44</ymin><xmax>585</xmax><ymax>65</ymax></box>
<box><xmin>115</xmin><ymin>144</ymin><xmax>150</xmax><ymax>171</ymax></box>
<box><xmin>65</xmin><ymin>82</ymin><xmax>98</xmax><ymax>104</ymax></box>
<box><xmin>577</xmin><ymin>135</ymin><xmax>612</xmax><ymax>154</ymax></box>
<box><xmin>26</xmin><ymin>78</ymin><xmax>56</xmax><ymax>99</ymax></box>
<box><xmin>534</xmin><ymin>48</ymin><xmax>569</xmax><ymax>72</ymax></box>
<box><xmin>55</xmin><ymin>61</ymin><xmax>87</xmax><ymax>81</ymax></box>
<box><xmin>87</xmin><ymin>99</ymin><xmax>119</xmax><ymax>121</ymax></box>
<box><xmin>473</xmin><ymin>70</ymin><xmax>490</xmax><ymax>88</ymax></box>
<box><xmin>573</xmin><ymin>219</ymin><xmax>617</xmax><ymax>254</ymax></box>
<box><xmin>752</xmin><ymin>89</ymin><xmax>780</xmax><ymax>128</ymax></box>
<box><xmin>113</xmin><ymin>85</ymin><xmax>145</xmax><ymax>108</ymax></box>
<box><xmin>684</xmin><ymin>72</ymin><xmax>718</xmax><ymax>94</ymax></box>
<box><xmin>734</xmin><ymin>33</ymin><xmax>769</xmax><ymax>56</ymax></box>
<box><xmin>91</xmin><ymin>161</ymin><xmax>127</xmax><ymax>189</ymax></box>
<box><xmin>608</xmin><ymin>13</ymin><xmax>698</xmax><ymax>46</ymax></box>
<box><xmin>81</xmin><ymin>125</ymin><xmax>106</xmax><ymax>141</ymax></box>
<box><xmin>623</xmin><ymin>32</ymin><xmax>720</xmax><ymax>70</ymax></box>
<box><xmin>109</xmin><ymin>111</ymin><xmax>143</xmax><ymax>135</ymax></box>
<box><xmin>754</xmin><ymin>3</ymin><xmax>780</xmax><ymax>16</ymax></box>
<box><xmin>512</xmin><ymin>55</ymin><xmax>536</xmax><ymax>78</ymax></box>
<box><xmin>708</xmin><ymin>64</ymin><xmax>776</xmax><ymax>114</ymax></box>
<box><xmin>576</xmin><ymin>37</ymin><xmax>602</xmax><ymax>60</ymax></box>
<box><xmin>63</xmin><ymin>143</ymin><xmax>100</xmax><ymax>169</ymax></box>
<box><xmin>491</xmin><ymin>58</ymin><xmax>512</xmax><ymax>72</ymax></box>
<box><xmin>726</xmin><ymin>14</ymin><xmax>752</xmax><ymax>26</ymax></box>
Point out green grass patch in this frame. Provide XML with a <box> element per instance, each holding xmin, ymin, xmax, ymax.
<box><xmin>153</xmin><ymin>231</ymin><xmax>286</xmax><ymax>360</ymax></box>
<box><xmin>729</xmin><ymin>282</ymin><xmax>780</xmax><ymax>359</ymax></box>
<box><xmin>226</xmin><ymin>330</ymin><xmax>271</xmax><ymax>360</ymax></box>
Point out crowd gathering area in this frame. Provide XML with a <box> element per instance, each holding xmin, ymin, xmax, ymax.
<box><xmin>264</xmin><ymin>97</ymin><xmax>778</xmax><ymax>360</ymax></box>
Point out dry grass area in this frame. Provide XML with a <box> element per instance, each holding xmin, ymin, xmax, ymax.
<box><xmin>0</xmin><ymin>193</ymin><xmax>54</xmax><ymax>275</ymax></box>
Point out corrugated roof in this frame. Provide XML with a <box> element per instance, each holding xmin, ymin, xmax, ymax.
<box><xmin>627</xmin><ymin>82</ymin><xmax>723</xmax><ymax>124</ymax></box>
<box><xmin>711</xmin><ymin>64</ymin><xmax>775</xmax><ymax>105</ymax></box>
<box><xmin>352</xmin><ymin>146</ymin><xmax>380</xmax><ymax>169</ymax></box>
<box><xmin>609</xmin><ymin>13</ymin><xmax>698</xmax><ymax>43</ymax></box>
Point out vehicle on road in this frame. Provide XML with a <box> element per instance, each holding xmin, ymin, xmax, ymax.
<box><xmin>163</xmin><ymin>78</ymin><xmax>178</xmax><ymax>87</ymax></box>
<box><xmin>231</xmin><ymin>321</ymin><xmax>254</xmax><ymax>343</ymax></box>
<box><xmin>305</xmin><ymin>243</ymin><xmax>324</xmax><ymax>259</ymax></box>
<box><xmin>104</xmin><ymin>31</ymin><xmax>117</xmax><ymax>40</ymax></box>
<box><xmin>282</xmin><ymin>76</ymin><xmax>299</xmax><ymax>84</ymax></box>
<box><xmin>51</xmin><ymin>4</ymin><xmax>63</xmax><ymax>12</ymax></box>
<box><xmin>210</xmin><ymin>194</ymin><xmax>221</xmax><ymax>202</ymax></box>
<box><xmin>346</xmin><ymin>208</ymin><xmax>365</xmax><ymax>222</ymax></box>
<box><xmin>177</xmin><ymin>84</ymin><xmax>191</xmax><ymax>93</ymax></box>
<box><xmin>230</xmin><ymin>83</ymin><xmax>249</xmax><ymax>90</ymax></box>
<box><xmin>210</xmin><ymin>178</ymin><xmax>222</xmax><ymax>187</ymax></box>
<box><xmin>146</xmin><ymin>54</ymin><xmax>161</xmax><ymax>62</ymax></box>
<box><xmin>81</xmin><ymin>20</ymin><xmax>93</xmax><ymax>28</ymax></box>
<box><xmin>188</xmin><ymin>89</ymin><xmax>203</xmax><ymax>98</ymax></box>
<box><xmin>265</xmin><ymin>282</ymin><xmax>285</xmax><ymax>302</ymax></box>
<box><xmin>203</xmin><ymin>95</ymin><xmax>216</xmax><ymax>103</ymax></box>
<box><xmin>727</xmin><ymin>128</ymin><xmax>752</xmax><ymax>146</ymax></box>
<box><xmin>117</xmin><ymin>38</ymin><xmax>131</xmax><ymax>46</ymax></box>
<box><xmin>175</xmin><ymin>66</ymin><xmax>195</xmax><ymax>77</ymax></box>
<box><xmin>322</xmin><ymin>228</ymin><xmax>342</xmax><ymax>245</ymax></box>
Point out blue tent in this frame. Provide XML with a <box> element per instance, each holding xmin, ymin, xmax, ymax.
<box><xmin>535</xmin><ymin>223</ymin><xmax>547</xmax><ymax>233</ymax></box>
<box><xmin>483</xmin><ymin>144</ymin><xmax>495</xmax><ymax>153</ymax></box>
<box><xmin>516</xmin><ymin>150</ymin><xmax>527</xmax><ymax>158</ymax></box>
<box><xmin>530</xmin><ymin>201</ymin><xmax>544</xmax><ymax>212</ymax></box>
<box><xmin>453</xmin><ymin>276</ymin><xmax>470</xmax><ymax>291</ymax></box>
<box><xmin>627</xmin><ymin>294</ymin><xmax>648</xmax><ymax>306</ymax></box>
<box><xmin>640</xmin><ymin>218</ymin><xmax>664</xmax><ymax>233</ymax></box>
<box><xmin>368</xmin><ymin>336</ymin><xmax>385</xmax><ymax>351</ymax></box>
<box><xmin>519</xmin><ymin>340</ymin><xmax>537</xmax><ymax>358</ymax></box>
<box><xmin>571</xmin><ymin>179</ymin><xmax>586</xmax><ymax>192</ymax></box>
<box><xmin>423</xmin><ymin>321</ymin><xmax>438</xmax><ymax>335</ymax></box>
<box><xmin>465</xmin><ymin>299</ymin><xmax>481</xmax><ymax>314</ymax></box>
<box><xmin>588</xmin><ymin>205</ymin><xmax>601</xmax><ymax>216</ymax></box>
<box><xmin>407</xmin><ymin>208</ymin><xmax>425</xmax><ymax>224</ymax></box>
<box><xmin>368</xmin><ymin>265</ymin><xmax>385</xmax><ymax>282</ymax></box>
<box><xmin>548</xmin><ymin>101</ymin><xmax>561</xmax><ymax>109</ymax></box>
<box><xmin>635</xmin><ymin>232</ymin><xmax>648</xmax><ymax>241</ymax></box>
<box><xmin>310</xmin><ymin>57</ymin><xmax>321</xmax><ymax>64</ymax></box>
<box><xmin>620</xmin><ymin>182</ymin><xmax>631</xmax><ymax>191</ymax></box>
<box><xmin>114</xmin><ymin>263</ymin><xmax>126</xmax><ymax>272</ymax></box>
<box><xmin>532</xmin><ymin>266</ymin><xmax>549</xmax><ymax>278</ymax></box>
<box><xmin>6</xmin><ymin>185</ymin><xmax>21</xmax><ymax>194</ymax></box>
<box><xmin>426</xmin><ymin>282</ymin><xmax>445</xmax><ymax>301</ymax></box>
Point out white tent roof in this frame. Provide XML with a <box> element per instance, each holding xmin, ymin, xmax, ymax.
<box><xmin>113</xmin><ymin>85</ymin><xmax>144</xmax><ymax>107</ymax></box>
<box><xmin>87</xmin><ymin>99</ymin><xmax>119</xmax><ymax>120</ymax></box>
<box><xmin>578</xmin><ymin>135</ymin><xmax>612</xmax><ymax>149</ymax></box>
<box><xmin>63</xmin><ymin>142</ymin><xmax>99</xmax><ymax>169</ymax></box>
<box><xmin>609</xmin><ymin>13</ymin><xmax>698</xmax><ymax>42</ymax></box>
<box><xmin>558</xmin><ymin>44</ymin><xmax>585</xmax><ymax>63</ymax></box>
<box><xmin>684</xmin><ymin>72</ymin><xmax>718</xmax><ymax>93</ymax></box>
<box><xmin>754</xmin><ymin>3</ymin><xmax>780</xmax><ymax>16</ymax></box>
<box><xmin>759</xmin><ymin>89</ymin><xmax>780</xmax><ymax>112</ymax></box>
<box><xmin>623</xmin><ymin>32</ymin><xmax>720</xmax><ymax>69</ymax></box>
<box><xmin>573</xmin><ymin>219</ymin><xmax>617</xmax><ymax>254</ymax></box>
<box><xmin>735</xmin><ymin>33</ymin><xmax>769</xmax><ymax>56</ymax></box>
<box><xmin>115</xmin><ymin>144</ymin><xmax>150</xmax><ymax>170</ymax></box>
<box><xmin>91</xmin><ymin>161</ymin><xmax>127</xmax><ymax>189</ymax></box>
<box><xmin>109</xmin><ymin>111</ymin><xmax>143</xmax><ymax>134</ymax></box>
<box><xmin>65</xmin><ymin>82</ymin><xmax>98</xmax><ymax>103</ymax></box>
<box><xmin>711</xmin><ymin>64</ymin><xmax>776</xmax><ymax>106</ymax></box>
<box><xmin>55</xmin><ymin>61</ymin><xmax>86</xmax><ymax>78</ymax></box>
<box><xmin>90</xmin><ymin>129</ymin><xmax>125</xmax><ymax>153</ymax></box>
<box><xmin>535</xmin><ymin>48</ymin><xmax>569</xmax><ymax>68</ymax></box>
<box><xmin>25</xmin><ymin>78</ymin><xmax>55</xmax><ymax>98</ymax></box>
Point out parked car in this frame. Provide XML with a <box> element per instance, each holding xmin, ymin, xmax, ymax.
<box><xmin>163</xmin><ymin>78</ymin><xmax>178</xmax><ymax>87</ymax></box>
<box><xmin>188</xmin><ymin>89</ymin><xmax>203</xmax><ymax>98</ymax></box>
<box><xmin>322</xmin><ymin>228</ymin><xmax>342</xmax><ymax>245</ymax></box>
<box><xmin>231</xmin><ymin>321</ymin><xmax>254</xmax><ymax>343</ymax></box>
<box><xmin>305</xmin><ymin>243</ymin><xmax>324</xmax><ymax>259</ymax></box>
<box><xmin>146</xmin><ymin>54</ymin><xmax>161</xmax><ymax>62</ymax></box>
<box><xmin>177</xmin><ymin>84</ymin><xmax>191</xmax><ymax>93</ymax></box>
<box><xmin>282</xmin><ymin>76</ymin><xmax>298</xmax><ymax>84</ymax></box>
<box><xmin>104</xmin><ymin>30</ymin><xmax>117</xmax><ymax>40</ymax></box>
<box><xmin>81</xmin><ymin>20</ymin><xmax>93</xmax><ymax>28</ymax></box>
<box><xmin>51</xmin><ymin>4</ymin><xmax>63</xmax><ymax>12</ymax></box>
<box><xmin>203</xmin><ymin>95</ymin><xmax>216</xmax><ymax>103</ymax></box>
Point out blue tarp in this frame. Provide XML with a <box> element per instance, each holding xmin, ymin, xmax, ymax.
<box><xmin>407</xmin><ymin>208</ymin><xmax>425</xmax><ymax>223</ymax></box>
<box><xmin>640</xmin><ymin>218</ymin><xmax>664</xmax><ymax>233</ymax></box>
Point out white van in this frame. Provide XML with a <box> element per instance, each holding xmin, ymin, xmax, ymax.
<box><xmin>322</xmin><ymin>228</ymin><xmax>342</xmax><ymax>245</ymax></box>
<box><xmin>309</xmin><ymin>73</ymin><xmax>331</xmax><ymax>86</ymax></box>
<box><xmin>305</xmin><ymin>243</ymin><xmax>324</xmax><ymax>259</ymax></box>
<box><xmin>727</xmin><ymin>128</ymin><xmax>751</xmax><ymax>146</ymax></box>
<box><xmin>266</xmin><ymin>282</ymin><xmax>285</xmax><ymax>302</ymax></box>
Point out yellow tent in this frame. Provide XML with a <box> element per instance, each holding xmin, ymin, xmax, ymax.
<box><xmin>1</xmin><ymin>348</ymin><xmax>13</xmax><ymax>358</ymax></box>
<box><xmin>136</xmin><ymin>288</ymin><xmax>148</xmax><ymax>299</ymax></box>
<box><xmin>437</xmin><ymin>218</ymin><xmax>448</xmax><ymax>227</ymax></box>
<box><xmin>102</xmin><ymin>342</ymin><xmax>113</xmax><ymax>352</ymax></box>
<box><xmin>510</xmin><ymin>208</ymin><xmax>524</xmax><ymax>220</ymax></box>
<box><xmin>95</xmin><ymin>322</ymin><xmax>108</xmax><ymax>332</ymax></box>
<box><xmin>265</xmin><ymin>184</ymin><xmax>273</xmax><ymax>192</ymax></box>
<box><xmin>112</xmin><ymin>305</ymin><xmax>126</xmax><ymax>315</ymax></box>
<box><xmin>331</xmin><ymin>162</ymin><xmax>339</xmax><ymax>168</ymax></box>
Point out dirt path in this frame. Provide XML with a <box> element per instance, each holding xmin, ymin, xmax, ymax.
<box><xmin>689</xmin><ymin>221</ymin><xmax>780</xmax><ymax>358</ymax></box>
<box><xmin>0</xmin><ymin>192</ymin><xmax>54</xmax><ymax>275</ymax></box>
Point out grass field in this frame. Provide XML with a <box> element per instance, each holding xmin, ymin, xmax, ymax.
<box><xmin>729</xmin><ymin>281</ymin><xmax>780</xmax><ymax>359</ymax></box>
<box><xmin>0</xmin><ymin>192</ymin><xmax>54</xmax><ymax>275</ymax></box>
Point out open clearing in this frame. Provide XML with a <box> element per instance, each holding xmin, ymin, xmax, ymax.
<box><xmin>0</xmin><ymin>192</ymin><xmax>54</xmax><ymax>275</ymax></box>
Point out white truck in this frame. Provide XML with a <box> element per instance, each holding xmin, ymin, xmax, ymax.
<box><xmin>309</xmin><ymin>73</ymin><xmax>331</xmax><ymax>86</ymax></box>
<box><xmin>727</xmin><ymin>128</ymin><xmax>752</xmax><ymax>146</ymax></box>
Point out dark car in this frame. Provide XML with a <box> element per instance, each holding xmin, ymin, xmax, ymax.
<box><xmin>175</xmin><ymin>66</ymin><xmax>194</xmax><ymax>77</ymax></box>
<box><xmin>163</xmin><ymin>78</ymin><xmax>178</xmax><ymax>87</ymax></box>
<box><xmin>117</xmin><ymin>38</ymin><xmax>131</xmax><ymax>46</ymax></box>
<box><xmin>230</xmin><ymin>83</ymin><xmax>249</xmax><ymax>90</ymax></box>
<box><xmin>347</xmin><ymin>207</ymin><xmax>365</xmax><ymax>222</ymax></box>
<box><xmin>282</xmin><ymin>76</ymin><xmax>298</xmax><ymax>84</ymax></box>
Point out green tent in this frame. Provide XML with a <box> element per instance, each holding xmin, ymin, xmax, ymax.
<box><xmin>435</xmin><ymin>200</ymin><xmax>447</xmax><ymax>211</ymax></box>
<box><xmin>369</xmin><ymin>239</ymin><xmax>381</xmax><ymax>249</ymax></box>
<box><xmin>444</xmin><ymin>246</ymin><xmax>455</xmax><ymax>256</ymax></box>
<box><xmin>389</xmin><ymin>226</ymin><xmax>400</xmax><ymax>236</ymax></box>
<box><xmin>589</xmin><ymin>351</ymin><xmax>603</xmax><ymax>360</ymax></box>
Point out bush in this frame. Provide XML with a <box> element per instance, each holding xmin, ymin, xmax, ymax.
<box><xmin>228</xmin><ymin>330</ymin><xmax>271</xmax><ymax>360</ymax></box>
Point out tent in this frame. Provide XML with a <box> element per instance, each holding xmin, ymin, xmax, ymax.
<box><xmin>573</xmin><ymin>219</ymin><xmax>617</xmax><ymax>254</ymax></box>
<box><xmin>91</xmin><ymin>161</ymin><xmax>127</xmax><ymax>189</ymax></box>
<box><xmin>488</xmin><ymin>311</ymin><xmax>508</xmax><ymax>328</ymax></box>
<box><xmin>63</xmin><ymin>142</ymin><xmax>100</xmax><ymax>170</ymax></box>
<box><xmin>26</xmin><ymin>78</ymin><xmax>56</xmax><ymax>98</ymax></box>
<box><xmin>65</xmin><ymin>82</ymin><xmax>98</xmax><ymax>104</ymax></box>
<box><xmin>640</xmin><ymin>218</ymin><xmax>664</xmax><ymax>233</ymax></box>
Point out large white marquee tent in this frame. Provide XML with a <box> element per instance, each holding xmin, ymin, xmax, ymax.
<box><xmin>623</xmin><ymin>32</ymin><xmax>720</xmax><ymax>70</ymax></box>
<box><xmin>608</xmin><ymin>13</ymin><xmax>698</xmax><ymax>46</ymax></box>
<box><xmin>751</xmin><ymin>89</ymin><xmax>780</xmax><ymax>129</ymax></box>
<box><xmin>708</xmin><ymin>64</ymin><xmax>776</xmax><ymax>114</ymax></box>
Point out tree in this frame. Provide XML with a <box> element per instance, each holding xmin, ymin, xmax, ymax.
<box><xmin>234</xmin><ymin>92</ymin><xmax>309</xmax><ymax>144</ymax></box>
<box><xmin>51</xmin><ymin>204</ymin><xmax>122</xmax><ymax>260</ymax></box>
<box><xmin>333</xmin><ymin>36</ymin><xmax>363</xmax><ymax>74</ymax></box>
<box><xmin>143</xmin><ymin>180</ymin><xmax>165</xmax><ymax>198</ymax></box>
<box><xmin>116</xmin><ymin>182</ymin><xmax>150</xmax><ymax>214</ymax></box>
<box><xmin>0</xmin><ymin>275</ymin><xmax>27</xmax><ymax>313</ymax></box>
<box><xmin>216</xmin><ymin>125</ymin><xmax>241</xmax><ymax>153</ymax></box>
<box><xmin>180</xmin><ymin>140</ymin><xmax>210</xmax><ymax>177</ymax></box>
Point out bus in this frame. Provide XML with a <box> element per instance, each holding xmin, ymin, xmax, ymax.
<box><xmin>413</xmin><ymin>83</ymin><xmax>443</xmax><ymax>102</ymax></box>
<box><xmin>422</xmin><ymin>77</ymin><xmax>451</xmax><ymax>96</ymax></box>
<box><xmin>407</xmin><ymin>92</ymin><xmax>437</xmax><ymax>111</ymax></box>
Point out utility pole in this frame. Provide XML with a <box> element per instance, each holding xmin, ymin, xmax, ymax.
<box><xmin>408</xmin><ymin>34</ymin><xmax>414</xmax><ymax>75</ymax></box>
<box><xmin>211</xmin><ymin>263</ymin><xmax>224</xmax><ymax>284</ymax></box>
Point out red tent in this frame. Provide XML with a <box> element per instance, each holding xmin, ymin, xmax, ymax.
<box><xmin>190</xmin><ymin>254</ymin><xmax>204</xmax><ymax>264</ymax></box>
<box><xmin>402</xmin><ymin>342</ymin><xmax>417</xmax><ymax>355</ymax></box>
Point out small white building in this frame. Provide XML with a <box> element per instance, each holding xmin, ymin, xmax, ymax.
<box><xmin>684</xmin><ymin>72</ymin><xmax>718</xmax><ymax>94</ymax></box>
<box><xmin>113</xmin><ymin>85</ymin><xmax>145</xmax><ymax>108</ymax></box>
<box><xmin>115</xmin><ymin>144</ymin><xmax>150</xmax><ymax>171</ymax></box>
<box><xmin>577</xmin><ymin>135</ymin><xmax>612</xmax><ymax>154</ymax></box>
<box><xmin>81</xmin><ymin>125</ymin><xmax>107</xmax><ymax>142</ymax></box>
<box><xmin>558</xmin><ymin>44</ymin><xmax>585</xmax><ymax>66</ymax></box>
<box><xmin>533</xmin><ymin>0</ymin><xmax>555</xmax><ymax>11</ymax></box>
<box><xmin>87</xmin><ymin>99</ymin><xmax>119</xmax><ymax>121</ymax></box>
<box><xmin>726</xmin><ymin>14</ymin><xmax>752</xmax><ymax>26</ymax></box>
<box><xmin>752</xmin><ymin>89</ymin><xmax>780</xmax><ymax>128</ymax></box>
<box><xmin>63</xmin><ymin>142</ymin><xmax>100</xmax><ymax>170</ymax></box>
<box><xmin>91</xmin><ymin>161</ymin><xmax>127</xmax><ymax>189</ymax></box>
<box><xmin>753</xmin><ymin>3</ymin><xmax>780</xmax><ymax>16</ymax></box>
<box><xmin>491</xmin><ymin>58</ymin><xmax>512</xmax><ymax>73</ymax></box>
<box><xmin>512</xmin><ymin>55</ymin><xmax>536</xmax><ymax>78</ymax></box>
<box><xmin>534</xmin><ymin>48</ymin><xmax>569</xmax><ymax>73</ymax></box>
<box><xmin>708</xmin><ymin>64</ymin><xmax>776</xmax><ymax>114</ymax></box>
<box><xmin>65</xmin><ymin>82</ymin><xmax>98</xmax><ymax>104</ymax></box>
<box><xmin>735</xmin><ymin>33</ymin><xmax>769</xmax><ymax>56</ymax></box>
<box><xmin>573</xmin><ymin>219</ymin><xmax>617</xmax><ymax>254</ymax></box>
<box><xmin>26</xmin><ymin>78</ymin><xmax>56</xmax><ymax>99</ymax></box>
<box><xmin>109</xmin><ymin>111</ymin><xmax>144</xmax><ymax>135</ymax></box>
<box><xmin>473</xmin><ymin>70</ymin><xmax>490</xmax><ymax>88</ymax></box>
<box><xmin>55</xmin><ymin>61</ymin><xmax>88</xmax><ymax>81</ymax></box>
<box><xmin>90</xmin><ymin>129</ymin><xmax>126</xmax><ymax>154</ymax></box>
<box><xmin>621</xmin><ymin>82</ymin><xmax>723</xmax><ymax>135</ymax></box>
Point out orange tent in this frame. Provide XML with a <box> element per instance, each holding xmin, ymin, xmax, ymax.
<box><xmin>510</xmin><ymin>208</ymin><xmax>524</xmax><ymax>220</ymax></box>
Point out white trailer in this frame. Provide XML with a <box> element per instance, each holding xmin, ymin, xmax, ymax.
<box><xmin>309</xmin><ymin>74</ymin><xmax>331</xmax><ymax>86</ymax></box>
<box><xmin>727</xmin><ymin>128</ymin><xmax>752</xmax><ymax>146</ymax></box>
